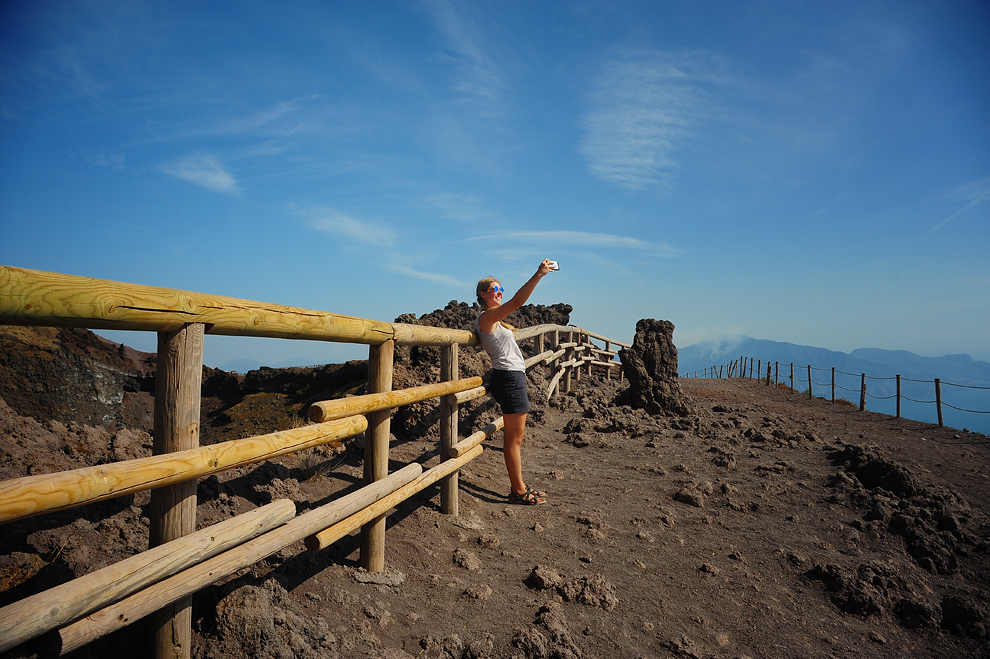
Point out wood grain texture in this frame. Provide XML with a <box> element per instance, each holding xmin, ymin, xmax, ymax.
<box><xmin>361</xmin><ymin>341</ymin><xmax>394</xmax><ymax>573</ymax></box>
<box><xmin>306</xmin><ymin>446</ymin><xmax>483</xmax><ymax>552</ymax></box>
<box><xmin>0</xmin><ymin>416</ymin><xmax>367</xmax><ymax>524</ymax></box>
<box><xmin>392</xmin><ymin>322</ymin><xmax>477</xmax><ymax>347</ymax></box>
<box><xmin>0</xmin><ymin>500</ymin><xmax>295</xmax><ymax>654</ymax></box>
<box><xmin>149</xmin><ymin>325</ymin><xmax>203</xmax><ymax>659</ymax></box>
<box><xmin>0</xmin><ymin>266</ymin><xmax>393</xmax><ymax>345</ymax></box>
<box><xmin>439</xmin><ymin>344</ymin><xmax>458</xmax><ymax>516</ymax></box>
<box><xmin>450</xmin><ymin>417</ymin><xmax>504</xmax><ymax>458</ymax></box>
<box><xmin>309</xmin><ymin>376</ymin><xmax>484</xmax><ymax>423</ymax></box>
<box><xmin>54</xmin><ymin>464</ymin><xmax>422</xmax><ymax>657</ymax></box>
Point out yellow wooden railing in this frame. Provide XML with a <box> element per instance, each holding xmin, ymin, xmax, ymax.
<box><xmin>0</xmin><ymin>265</ymin><xmax>628</xmax><ymax>658</ymax></box>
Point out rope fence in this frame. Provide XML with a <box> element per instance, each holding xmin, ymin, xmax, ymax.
<box><xmin>683</xmin><ymin>354</ymin><xmax>990</xmax><ymax>430</ymax></box>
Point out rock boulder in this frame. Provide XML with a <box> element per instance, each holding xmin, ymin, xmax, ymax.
<box><xmin>618</xmin><ymin>319</ymin><xmax>691</xmax><ymax>416</ymax></box>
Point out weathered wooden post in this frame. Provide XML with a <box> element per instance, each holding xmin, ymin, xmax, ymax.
<box><xmin>149</xmin><ymin>323</ymin><xmax>204</xmax><ymax>659</ymax></box>
<box><xmin>832</xmin><ymin>367</ymin><xmax>836</xmax><ymax>402</ymax></box>
<box><xmin>586</xmin><ymin>332</ymin><xmax>593</xmax><ymax>377</ymax></box>
<box><xmin>789</xmin><ymin>363</ymin><xmax>794</xmax><ymax>392</ymax></box>
<box><xmin>859</xmin><ymin>373</ymin><xmax>866</xmax><ymax>411</ymax></box>
<box><xmin>896</xmin><ymin>374</ymin><xmax>901</xmax><ymax>418</ymax></box>
<box><xmin>361</xmin><ymin>339</ymin><xmax>394</xmax><ymax>572</ymax></box>
<box><xmin>757</xmin><ymin>360</ymin><xmax>761</xmax><ymax>382</ymax></box>
<box><xmin>604</xmin><ymin>341</ymin><xmax>611</xmax><ymax>381</ymax></box>
<box><xmin>766</xmin><ymin>362</ymin><xmax>771</xmax><ymax>386</ymax></box>
<box><xmin>775</xmin><ymin>362</ymin><xmax>779</xmax><ymax>387</ymax></box>
<box><xmin>807</xmin><ymin>365</ymin><xmax>813</xmax><ymax>398</ymax></box>
<box><xmin>574</xmin><ymin>331</ymin><xmax>581</xmax><ymax>382</ymax></box>
<box><xmin>564</xmin><ymin>331</ymin><xmax>574</xmax><ymax>393</ymax></box>
<box><xmin>439</xmin><ymin>343</ymin><xmax>459</xmax><ymax>515</ymax></box>
<box><xmin>935</xmin><ymin>378</ymin><xmax>943</xmax><ymax>427</ymax></box>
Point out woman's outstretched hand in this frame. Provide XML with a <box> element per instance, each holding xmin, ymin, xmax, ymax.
<box><xmin>537</xmin><ymin>259</ymin><xmax>555</xmax><ymax>276</ymax></box>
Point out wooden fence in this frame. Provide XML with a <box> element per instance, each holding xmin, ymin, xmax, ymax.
<box><xmin>684</xmin><ymin>356</ymin><xmax>990</xmax><ymax>429</ymax></box>
<box><xmin>0</xmin><ymin>265</ymin><xmax>628</xmax><ymax>658</ymax></box>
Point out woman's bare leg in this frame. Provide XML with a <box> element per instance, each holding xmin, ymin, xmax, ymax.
<box><xmin>502</xmin><ymin>412</ymin><xmax>528</xmax><ymax>495</ymax></box>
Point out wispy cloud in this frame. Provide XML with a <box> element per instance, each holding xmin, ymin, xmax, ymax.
<box><xmin>87</xmin><ymin>153</ymin><xmax>126</xmax><ymax>169</ymax></box>
<box><xmin>421</xmin><ymin>0</ymin><xmax>508</xmax><ymax>118</ymax></box>
<box><xmin>469</xmin><ymin>230</ymin><xmax>679</xmax><ymax>256</ymax></box>
<box><xmin>161</xmin><ymin>154</ymin><xmax>239</xmax><ymax>194</ymax></box>
<box><xmin>928</xmin><ymin>178</ymin><xmax>990</xmax><ymax>235</ymax></box>
<box><xmin>301</xmin><ymin>206</ymin><xmax>396</xmax><ymax>247</ymax></box>
<box><xmin>424</xmin><ymin>192</ymin><xmax>490</xmax><ymax>221</ymax></box>
<box><xmin>389</xmin><ymin>264</ymin><xmax>464</xmax><ymax>286</ymax></box>
<box><xmin>580</xmin><ymin>49</ymin><xmax>722</xmax><ymax>190</ymax></box>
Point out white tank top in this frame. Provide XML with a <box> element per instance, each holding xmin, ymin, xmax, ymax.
<box><xmin>475</xmin><ymin>315</ymin><xmax>526</xmax><ymax>372</ymax></box>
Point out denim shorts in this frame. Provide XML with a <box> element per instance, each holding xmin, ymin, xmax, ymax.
<box><xmin>488</xmin><ymin>369</ymin><xmax>530</xmax><ymax>415</ymax></box>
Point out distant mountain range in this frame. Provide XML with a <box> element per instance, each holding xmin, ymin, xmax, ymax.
<box><xmin>220</xmin><ymin>357</ymin><xmax>316</xmax><ymax>373</ymax></box>
<box><xmin>678</xmin><ymin>337</ymin><xmax>990</xmax><ymax>435</ymax></box>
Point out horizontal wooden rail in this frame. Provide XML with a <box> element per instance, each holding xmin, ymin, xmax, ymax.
<box><xmin>308</xmin><ymin>377</ymin><xmax>485</xmax><ymax>423</ymax></box>
<box><xmin>512</xmin><ymin>324</ymin><xmax>571</xmax><ymax>342</ymax></box>
<box><xmin>583</xmin><ymin>329</ymin><xmax>630</xmax><ymax>347</ymax></box>
<box><xmin>0</xmin><ymin>416</ymin><xmax>367</xmax><ymax>525</ymax></box>
<box><xmin>450</xmin><ymin>418</ymin><xmax>505</xmax><ymax>458</ymax></box>
<box><xmin>304</xmin><ymin>445</ymin><xmax>483</xmax><ymax>551</ymax></box>
<box><xmin>50</xmin><ymin>463</ymin><xmax>424</xmax><ymax>656</ymax></box>
<box><xmin>0</xmin><ymin>500</ymin><xmax>295</xmax><ymax>654</ymax></box>
<box><xmin>0</xmin><ymin>266</ymin><xmax>478</xmax><ymax>348</ymax></box>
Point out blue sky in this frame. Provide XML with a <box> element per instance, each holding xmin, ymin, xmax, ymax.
<box><xmin>1</xmin><ymin>1</ymin><xmax>988</xmax><ymax>369</ymax></box>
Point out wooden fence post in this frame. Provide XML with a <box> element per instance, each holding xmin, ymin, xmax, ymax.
<box><xmin>775</xmin><ymin>362</ymin><xmax>779</xmax><ymax>387</ymax></box>
<box><xmin>758</xmin><ymin>360</ymin><xmax>762</xmax><ymax>383</ymax></box>
<box><xmin>604</xmin><ymin>341</ymin><xmax>611</xmax><ymax>381</ymax></box>
<box><xmin>789</xmin><ymin>363</ymin><xmax>794</xmax><ymax>392</ymax></box>
<box><xmin>361</xmin><ymin>339</ymin><xmax>394</xmax><ymax>572</ymax></box>
<box><xmin>859</xmin><ymin>373</ymin><xmax>866</xmax><ymax>411</ymax></box>
<box><xmin>439</xmin><ymin>343</ymin><xmax>459</xmax><ymax>516</ymax></box>
<box><xmin>896</xmin><ymin>375</ymin><xmax>901</xmax><ymax>418</ymax></box>
<box><xmin>831</xmin><ymin>367</ymin><xmax>835</xmax><ymax>402</ymax></box>
<box><xmin>574</xmin><ymin>331</ymin><xmax>581</xmax><ymax>382</ymax></box>
<box><xmin>749</xmin><ymin>357</ymin><xmax>754</xmax><ymax>379</ymax></box>
<box><xmin>149</xmin><ymin>323</ymin><xmax>204</xmax><ymax>659</ymax></box>
<box><xmin>935</xmin><ymin>378</ymin><xmax>943</xmax><ymax>427</ymax></box>
<box><xmin>807</xmin><ymin>365</ymin><xmax>813</xmax><ymax>398</ymax></box>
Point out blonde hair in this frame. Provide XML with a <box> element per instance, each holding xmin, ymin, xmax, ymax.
<box><xmin>476</xmin><ymin>277</ymin><xmax>514</xmax><ymax>330</ymax></box>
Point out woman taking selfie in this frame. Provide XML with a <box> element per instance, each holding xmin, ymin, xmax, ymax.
<box><xmin>475</xmin><ymin>258</ymin><xmax>556</xmax><ymax>505</ymax></box>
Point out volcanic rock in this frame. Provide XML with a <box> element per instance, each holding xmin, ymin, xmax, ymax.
<box><xmin>618</xmin><ymin>319</ymin><xmax>691</xmax><ymax>416</ymax></box>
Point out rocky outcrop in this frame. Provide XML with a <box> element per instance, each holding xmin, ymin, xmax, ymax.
<box><xmin>0</xmin><ymin>326</ymin><xmax>156</xmax><ymax>431</ymax></box>
<box><xmin>618</xmin><ymin>319</ymin><xmax>691</xmax><ymax>416</ymax></box>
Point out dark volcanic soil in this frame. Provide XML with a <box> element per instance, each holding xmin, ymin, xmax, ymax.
<box><xmin>2</xmin><ymin>371</ymin><xmax>989</xmax><ymax>658</ymax></box>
